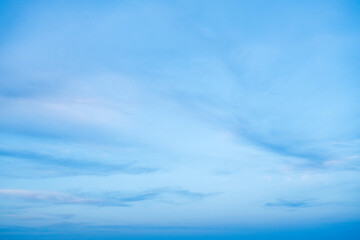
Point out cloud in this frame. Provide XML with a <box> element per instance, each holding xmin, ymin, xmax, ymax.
<box><xmin>0</xmin><ymin>188</ymin><xmax>213</xmax><ymax>208</ymax></box>
<box><xmin>0</xmin><ymin>189</ymin><xmax>97</xmax><ymax>205</ymax></box>
<box><xmin>101</xmin><ymin>189</ymin><xmax>213</xmax><ymax>206</ymax></box>
<box><xmin>0</xmin><ymin>149</ymin><xmax>156</xmax><ymax>177</ymax></box>
<box><xmin>265</xmin><ymin>199</ymin><xmax>316</xmax><ymax>208</ymax></box>
<box><xmin>3</xmin><ymin>213</ymin><xmax>73</xmax><ymax>222</ymax></box>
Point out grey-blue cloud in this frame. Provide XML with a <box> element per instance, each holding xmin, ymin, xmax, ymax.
<box><xmin>265</xmin><ymin>199</ymin><xmax>318</xmax><ymax>208</ymax></box>
<box><xmin>0</xmin><ymin>149</ymin><xmax>156</xmax><ymax>177</ymax></box>
<box><xmin>0</xmin><ymin>188</ymin><xmax>213</xmax><ymax>208</ymax></box>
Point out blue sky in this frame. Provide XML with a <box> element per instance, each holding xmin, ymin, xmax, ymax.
<box><xmin>1</xmin><ymin>0</ymin><xmax>360</xmax><ymax>239</ymax></box>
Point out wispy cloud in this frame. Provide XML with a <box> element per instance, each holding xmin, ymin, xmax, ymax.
<box><xmin>0</xmin><ymin>188</ymin><xmax>213</xmax><ymax>207</ymax></box>
<box><xmin>237</xmin><ymin>128</ymin><xmax>327</xmax><ymax>162</ymax></box>
<box><xmin>0</xmin><ymin>189</ymin><xmax>97</xmax><ymax>205</ymax></box>
<box><xmin>3</xmin><ymin>213</ymin><xmax>73</xmax><ymax>222</ymax></box>
<box><xmin>0</xmin><ymin>149</ymin><xmax>156</xmax><ymax>177</ymax></box>
<box><xmin>101</xmin><ymin>189</ymin><xmax>213</xmax><ymax>206</ymax></box>
<box><xmin>265</xmin><ymin>199</ymin><xmax>317</xmax><ymax>208</ymax></box>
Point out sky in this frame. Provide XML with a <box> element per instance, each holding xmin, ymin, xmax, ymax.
<box><xmin>0</xmin><ymin>0</ymin><xmax>360</xmax><ymax>239</ymax></box>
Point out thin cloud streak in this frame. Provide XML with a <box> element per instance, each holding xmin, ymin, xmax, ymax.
<box><xmin>0</xmin><ymin>149</ymin><xmax>156</xmax><ymax>177</ymax></box>
<box><xmin>0</xmin><ymin>188</ymin><xmax>213</xmax><ymax>207</ymax></box>
<box><xmin>265</xmin><ymin>199</ymin><xmax>315</xmax><ymax>208</ymax></box>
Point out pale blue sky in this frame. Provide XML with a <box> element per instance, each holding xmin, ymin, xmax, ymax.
<box><xmin>1</xmin><ymin>0</ymin><xmax>360</xmax><ymax>239</ymax></box>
